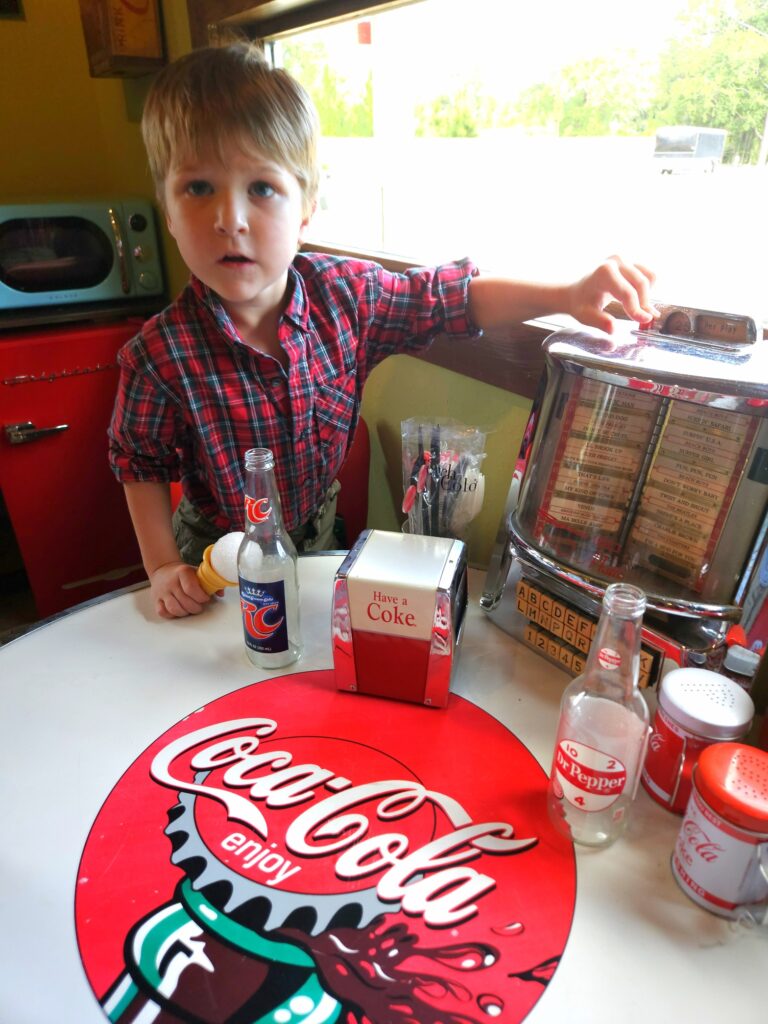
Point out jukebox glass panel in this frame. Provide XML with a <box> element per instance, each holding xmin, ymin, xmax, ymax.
<box><xmin>515</xmin><ymin>370</ymin><xmax>768</xmax><ymax>609</ymax></box>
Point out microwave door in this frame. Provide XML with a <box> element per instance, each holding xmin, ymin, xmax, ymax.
<box><xmin>0</xmin><ymin>211</ymin><xmax>121</xmax><ymax>305</ymax></box>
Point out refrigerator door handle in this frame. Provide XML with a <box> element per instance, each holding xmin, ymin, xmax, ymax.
<box><xmin>4</xmin><ymin>420</ymin><xmax>70</xmax><ymax>444</ymax></box>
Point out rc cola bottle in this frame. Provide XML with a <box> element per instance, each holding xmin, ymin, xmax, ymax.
<box><xmin>547</xmin><ymin>582</ymin><xmax>650</xmax><ymax>847</ymax></box>
<box><xmin>237</xmin><ymin>448</ymin><xmax>302</xmax><ymax>668</ymax></box>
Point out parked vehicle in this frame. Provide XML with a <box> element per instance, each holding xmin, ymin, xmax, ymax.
<box><xmin>653</xmin><ymin>126</ymin><xmax>727</xmax><ymax>174</ymax></box>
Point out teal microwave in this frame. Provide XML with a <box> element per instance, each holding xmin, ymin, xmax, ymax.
<box><xmin>0</xmin><ymin>199</ymin><xmax>165</xmax><ymax>325</ymax></box>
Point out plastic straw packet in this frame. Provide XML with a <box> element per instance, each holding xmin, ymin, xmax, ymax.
<box><xmin>400</xmin><ymin>418</ymin><xmax>487</xmax><ymax>539</ymax></box>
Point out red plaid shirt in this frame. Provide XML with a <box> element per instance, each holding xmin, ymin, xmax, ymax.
<box><xmin>108</xmin><ymin>253</ymin><xmax>479</xmax><ymax>533</ymax></box>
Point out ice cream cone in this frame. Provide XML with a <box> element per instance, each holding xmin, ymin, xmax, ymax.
<box><xmin>196</xmin><ymin>544</ymin><xmax>236</xmax><ymax>595</ymax></box>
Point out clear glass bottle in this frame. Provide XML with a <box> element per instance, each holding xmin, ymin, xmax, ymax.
<box><xmin>547</xmin><ymin>582</ymin><xmax>650</xmax><ymax>848</ymax></box>
<box><xmin>237</xmin><ymin>448</ymin><xmax>302</xmax><ymax>669</ymax></box>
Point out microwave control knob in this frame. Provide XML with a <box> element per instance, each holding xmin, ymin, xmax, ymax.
<box><xmin>138</xmin><ymin>271</ymin><xmax>159</xmax><ymax>291</ymax></box>
<box><xmin>132</xmin><ymin>244</ymin><xmax>152</xmax><ymax>262</ymax></box>
<box><xmin>129</xmin><ymin>212</ymin><xmax>148</xmax><ymax>232</ymax></box>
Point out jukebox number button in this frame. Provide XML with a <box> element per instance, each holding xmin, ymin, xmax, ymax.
<box><xmin>516</xmin><ymin>577</ymin><xmax>656</xmax><ymax>687</ymax></box>
<box><xmin>558</xmin><ymin>646</ymin><xmax>573</xmax><ymax>670</ymax></box>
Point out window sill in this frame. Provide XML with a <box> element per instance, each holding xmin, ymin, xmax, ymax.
<box><xmin>303</xmin><ymin>241</ymin><xmax>564</xmax><ymax>400</ymax></box>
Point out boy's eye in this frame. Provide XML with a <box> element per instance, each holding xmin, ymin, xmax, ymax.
<box><xmin>186</xmin><ymin>180</ymin><xmax>212</xmax><ymax>197</ymax></box>
<box><xmin>250</xmin><ymin>180</ymin><xmax>276</xmax><ymax>199</ymax></box>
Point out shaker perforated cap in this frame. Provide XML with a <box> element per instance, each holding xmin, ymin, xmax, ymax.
<box><xmin>723</xmin><ymin>645</ymin><xmax>760</xmax><ymax>677</ymax></box>
<box><xmin>658</xmin><ymin>667</ymin><xmax>754</xmax><ymax>740</ymax></box>
<box><xmin>696</xmin><ymin>743</ymin><xmax>768</xmax><ymax>833</ymax></box>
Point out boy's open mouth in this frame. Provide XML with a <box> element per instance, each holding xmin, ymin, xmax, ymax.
<box><xmin>221</xmin><ymin>254</ymin><xmax>254</xmax><ymax>264</ymax></box>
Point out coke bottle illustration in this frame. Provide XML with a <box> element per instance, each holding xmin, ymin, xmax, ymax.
<box><xmin>547</xmin><ymin>582</ymin><xmax>650</xmax><ymax>847</ymax></box>
<box><xmin>97</xmin><ymin>766</ymin><xmax>542</xmax><ymax>1024</ymax></box>
<box><xmin>100</xmin><ymin>878</ymin><xmax>341</xmax><ymax>1024</ymax></box>
<box><xmin>238</xmin><ymin>447</ymin><xmax>302</xmax><ymax>668</ymax></box>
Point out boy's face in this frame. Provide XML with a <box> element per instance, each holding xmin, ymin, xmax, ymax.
<box><xmin>163</xmin><ymin>141</ymin><xmax>313</xmax><ymax>330</ymax></box>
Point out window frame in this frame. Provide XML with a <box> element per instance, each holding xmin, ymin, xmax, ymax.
<box><xmin>186</xmin><ymin>1</ymin><xmax>416</xmax><ymax>48</ymax></box>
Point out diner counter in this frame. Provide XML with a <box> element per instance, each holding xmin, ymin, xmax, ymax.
<box><xmin>1</xmin><ymin>553</ymin><xmax>764</xmax><ymax>1023</ymax></box>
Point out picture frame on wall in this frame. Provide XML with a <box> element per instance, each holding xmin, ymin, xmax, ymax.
<box><xmin>79</xmin><ymin>0</ymin><xmax>166</xmax><ymax>78</ymax></box>
<box><xmin>0</xmin><ymin>0</ymin><xmax>25</xmax><ymax>19</ymax></box>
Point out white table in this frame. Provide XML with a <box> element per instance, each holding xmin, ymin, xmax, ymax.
<box><xmin>1</xmin><ymin>554</ymin><xmax>764</xmax><ymax>1023</ymax></box>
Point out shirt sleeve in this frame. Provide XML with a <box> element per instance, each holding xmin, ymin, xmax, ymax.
<box><xmin>363</xmin><ymin>257</ymin><xmax>482</xmax><ymax>372</ymax></box>
<box><xmin>108</xmin><ymin>332</ymin><xmax>182</xmax><ymax>484</ymax></box>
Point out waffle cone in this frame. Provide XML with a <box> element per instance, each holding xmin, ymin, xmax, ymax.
<box><xmin>196</xmin><ymin>545</ymin><xmax>236</xmax><ymax>595</ymax></box>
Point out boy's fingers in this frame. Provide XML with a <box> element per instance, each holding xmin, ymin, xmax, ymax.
<box><xmin>173</xmin><ymin>584</ymin><xmax>206</xmax><ymax>615</ymax></box>
<box><xmin>179</xmin><ymin>571</ymin><xmax>210</xmax><ymax>605</ymax></box>
<box><xmin>601</xmin><ymin>256</ymin><xmax>658</xmax><ymax>322</ymax></box>
<box><xmin>155</xmin><ymin>577</ymin><xmax>208</xmax><ymax>618</ymax></box>
<box><xmin>162</xmin><ymin>593</ymin><xmax>204</xmax><ymax>617</ymax></box>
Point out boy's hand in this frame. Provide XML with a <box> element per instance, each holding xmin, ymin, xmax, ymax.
<box><xmin>568</xmin><ymin>256</ymin><xmax>657</xmax><ymax>334</ymax></box>
<box><xmin>149</xmin><ymin>560</ymin><xmax>213</xmax><ymax>618</ymax></box>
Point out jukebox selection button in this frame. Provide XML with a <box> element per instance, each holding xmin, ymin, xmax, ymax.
<box><xmin>515</xmin><ymin>577</ymin><xmax>656</xmax><ymax>687</ymax></box>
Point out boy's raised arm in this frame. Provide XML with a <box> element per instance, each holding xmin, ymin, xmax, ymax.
<box><xmin>467</xmin><ymin>255</ymin><xmax>657</xmax><ymax>335</ymax></box>
<box><xmin>123</xmin><ymin>481</ymin><xmax>211</xmax><ymax>619</ymax></box>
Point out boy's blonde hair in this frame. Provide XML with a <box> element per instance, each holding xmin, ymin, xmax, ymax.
<box><xmin>141</xmin><ymin>42</ymin><xmax>319</xmax><ymax>217</ymax></box>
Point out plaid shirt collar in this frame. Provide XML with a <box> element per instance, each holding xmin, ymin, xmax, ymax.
<box><xmin>189</xmin><ymin>268</ymin><xmax>310</xmax><ymax>341</ymax></box>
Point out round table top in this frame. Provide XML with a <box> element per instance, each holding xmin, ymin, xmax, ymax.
<box><xmin>1</xmin><ymin>553</ymin><xmax>764</xmax><ymax>1024</ymax></box>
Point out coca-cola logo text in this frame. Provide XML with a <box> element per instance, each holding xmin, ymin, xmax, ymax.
<box><xmin>150</xmin><ymin>718</ymin><xmax>538</xmax><ymax>927</ymax></box>
<box><xmin>678</xmin><ymin>819</ymin><xmax>724</xmax><ymax>866</ymax></box>
<box><xmin>648</xmin><ymin>730</ymin><xmax>665</xmax><ymax>753</ymax></box>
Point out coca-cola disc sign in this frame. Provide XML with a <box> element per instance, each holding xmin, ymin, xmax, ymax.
<box><xmin>75</xmin><ymin>671</ymin><xmax>575</xmax><ymax>1024</ymax></box>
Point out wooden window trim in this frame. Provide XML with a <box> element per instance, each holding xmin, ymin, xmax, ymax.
<box><xmin>186</xmin><ymin>0</ymin><xmax>414</xmax><ymax>47</ymax></box>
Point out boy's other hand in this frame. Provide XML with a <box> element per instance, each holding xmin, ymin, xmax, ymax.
<box><xmin>568</xmin><ymin>256</ymin><xmax>658</xmax><ymax>334</ymax></box>
<box><xmin>149</xmin><ymin>561</ymin><xmax>212</xmax><ymax>618</ymax></box>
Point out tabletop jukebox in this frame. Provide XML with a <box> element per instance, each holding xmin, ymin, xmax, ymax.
<box><xmin>482</xmin><ymin>304</ymin><xmax>768</xmax><ymax>688</ymax></box>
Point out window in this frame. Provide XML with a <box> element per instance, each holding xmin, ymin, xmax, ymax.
<box><xmin>266</xmin><ymin>0</ymin><xmax>768</xmax><ymax>322</ymax></box>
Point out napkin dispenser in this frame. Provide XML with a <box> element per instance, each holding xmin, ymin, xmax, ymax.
<box><xmin>332</xmin><ymin>529</ymin><xmax>467</xmax><ymax>706</ymax></box>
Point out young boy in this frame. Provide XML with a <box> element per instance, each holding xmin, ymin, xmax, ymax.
<box><xmin>109</xmin><ymin>42</ymin><xmax>656</xmax><ymax>621</ymax></box>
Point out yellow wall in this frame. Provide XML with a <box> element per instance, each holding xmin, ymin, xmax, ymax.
<box><xmin>361</xmin><ymin>357</ymin><xmax>531</xmax><ymax>568</ymax></box>
<box><xmin>0</xmin><ymin>0</ymin><xmax>190</xmax><ymax>289</ymax></box>
<box><xmin>1</xmin><ymin>1</ymin><xmax>532</xmax><ymax>568</ymax></box>
<box><xmin>1</xmin><ymin>2</ymin><xmax>149</xmax><ymax>199</ymax></box>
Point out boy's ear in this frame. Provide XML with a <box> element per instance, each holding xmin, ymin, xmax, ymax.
<box><xmin>298</xmin><ymin>199</ymin><xmax>317</xmax><ymax>243</ymax></box>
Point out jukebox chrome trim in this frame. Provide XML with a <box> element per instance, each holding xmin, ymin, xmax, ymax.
<box><xmin>504</xmin><ymin>514</ymin><xmax>743</xmax><ymax>621</ymax></box>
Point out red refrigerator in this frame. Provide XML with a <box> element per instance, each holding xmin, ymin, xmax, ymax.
<box><xmin>0</xmin><ymin>318</ymin><xmax>146</xmax><ymax>618</ymax></box>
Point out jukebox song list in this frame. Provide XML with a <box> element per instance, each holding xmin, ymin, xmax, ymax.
<box><xmin>536</xmin><ymin>379</ymin><xmax>756</xmax><ymax>594</ymax></box>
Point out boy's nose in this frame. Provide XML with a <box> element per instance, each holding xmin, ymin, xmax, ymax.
<box><xmin>214</xmin><ymin>194</ymin><xmax>249</xmax><ymax>236</ymax></box>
